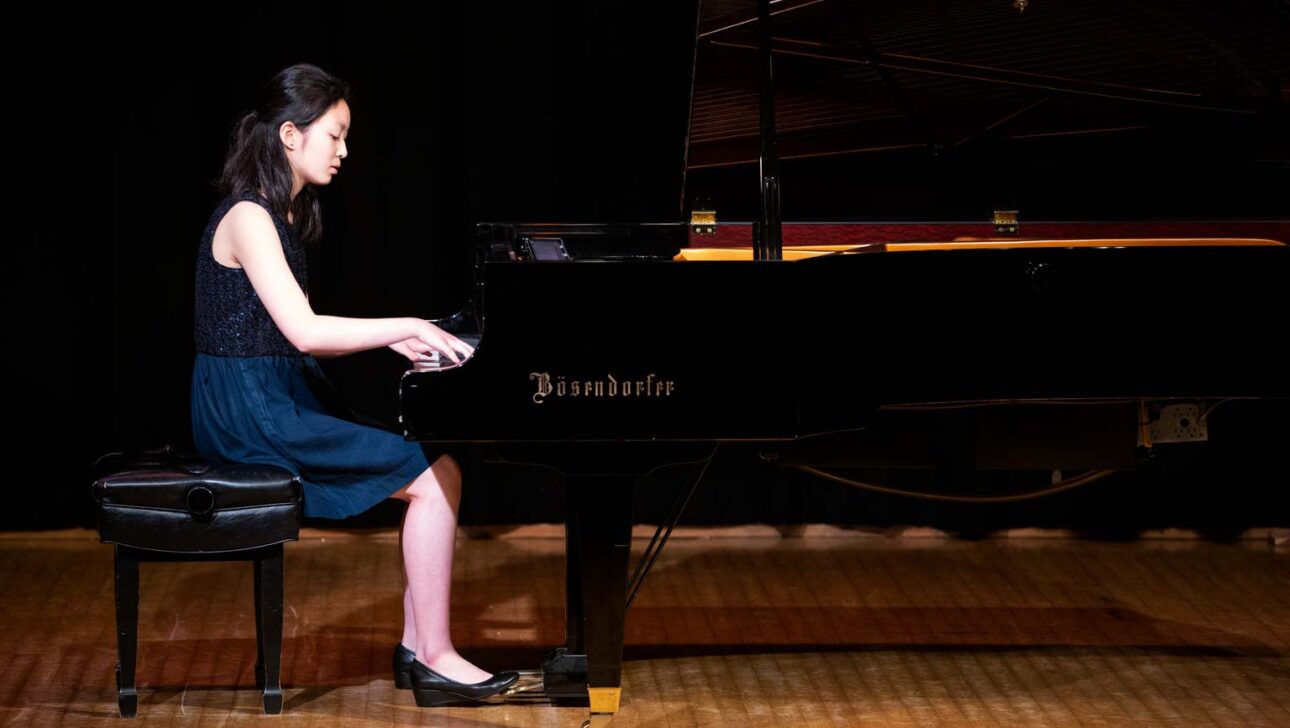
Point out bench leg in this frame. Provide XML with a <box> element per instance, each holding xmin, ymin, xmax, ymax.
<box><xmin>113</xmin><ymin>546</ymin><xmax>139</xmax><ymax>718</ymax></box>
<box><xmin>254</xmin><ymin>545</ymin><xmax>284</xmax><ymax>714</ymax></box>
<box><xmin>253</xmin><ymin>556</ymin><xmax>264</xmax><ymax>690</ymax></box>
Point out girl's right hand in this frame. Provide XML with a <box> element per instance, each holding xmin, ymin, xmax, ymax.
<box><xmin>412</xmin><ymin>320</ymin><xmax>475</xmax><ymax>365</ymax></box>
<box><xmin>388</xmin><ymin>337</ymin><xmax>426</xmax><ymax>362</ymax></box>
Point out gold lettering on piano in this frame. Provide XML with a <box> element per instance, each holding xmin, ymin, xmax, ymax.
<box><xmin>530</xmin><ymin>372</ymin><xmax>676</xmax><ymax>404</ymax></box>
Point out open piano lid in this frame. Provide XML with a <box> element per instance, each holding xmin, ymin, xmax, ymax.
<box><xmin>682</xmin><ymin>0</ymin><xmax>1289</xmax><ymax>243</ymax></box>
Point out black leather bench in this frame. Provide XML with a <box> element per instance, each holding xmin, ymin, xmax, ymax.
<box><xmin>90</xmin><ymin>445</ymin><xmax>302</xmax><ymax>717</ymax></box>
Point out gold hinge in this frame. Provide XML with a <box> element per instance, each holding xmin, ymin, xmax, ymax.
<box><xmin>690</xmin><ymin>208</ymin><xmax>717</xmax><ymax>236</ymax></box>
<box><xmin>993</xmin><ymin>209</ymin><xmax>1019</xmax><ymax>236</ymax></box>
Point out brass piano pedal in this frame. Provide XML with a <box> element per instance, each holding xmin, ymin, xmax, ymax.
<box><xmin>427</xmin><ymin>669</ymin><xmax>544</xmax><ymax>706</ymax></box>
<box><xmin>494</xmin><ymin>669</ymin><xmax>547</xmax><ymax>703</ymax></box>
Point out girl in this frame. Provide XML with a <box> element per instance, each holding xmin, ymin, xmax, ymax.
<box><xmin>190</xmin><ymin>62</ymin><xmax>518</xmax><ymax>707</ymax></box>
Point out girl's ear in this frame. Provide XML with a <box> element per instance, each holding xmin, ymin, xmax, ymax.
<box><xmin>278</xmin><ymin>121</ymin><xmax>300</xmax><ymax>151</ymax></box>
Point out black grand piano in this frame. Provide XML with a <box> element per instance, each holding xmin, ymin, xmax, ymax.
<box><xmin>400</xmin><ymin>1</ymin><xmax>1288</xmax><ymax>722</ymax></box>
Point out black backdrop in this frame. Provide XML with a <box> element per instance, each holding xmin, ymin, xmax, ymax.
<box><xmin>12</xmin><ymin>1</ymin><xmax>1286</xmax><ymax>533</ymax></box>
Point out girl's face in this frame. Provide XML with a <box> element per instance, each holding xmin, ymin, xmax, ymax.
<box><xmin>284</xmin><ymin>99</ymin><xmax>350</xmax><ymax>191</ymax></box>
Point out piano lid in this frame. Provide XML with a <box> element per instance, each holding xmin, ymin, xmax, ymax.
<box><xmin>684</xmin><ymin>0</ymin><xmax>1290</xmax><ymax>221</ymax></box>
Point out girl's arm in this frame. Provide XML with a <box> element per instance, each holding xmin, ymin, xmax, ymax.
<box><xmin>225</xmin><ymin>201</ymin><xmax>419</xmax><ymax>355</ymax></box>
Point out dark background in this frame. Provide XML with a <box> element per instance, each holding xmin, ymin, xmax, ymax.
<box><xmin>12</xmin><ymin>1</ymin><xmax>1287</xmax><ymax>534</ymax></box>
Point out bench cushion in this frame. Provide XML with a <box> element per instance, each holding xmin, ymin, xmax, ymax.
<box><xmin>91</xmin><ymin>449</ymin><xmax>302</xmax><ymax>554</ymax></box>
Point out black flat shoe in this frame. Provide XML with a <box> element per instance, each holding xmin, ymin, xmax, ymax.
<box><xmin>410</xmin><ymin>659</ymin><xmax>520</xmax><ymax>707</ymax></box>
<box><xmin>393</xmin><ymin>643</ymin><xmax>416</xmax><ymax>689</ymax></box>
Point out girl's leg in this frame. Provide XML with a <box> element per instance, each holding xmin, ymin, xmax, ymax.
<box><xmin>399</xmin><ymin>504</ymin><xmax>416</xmax><ymax>651</ymax></box>
<box><xmin>391</xmin><ymin>454</ymin><xmax>492</xmax><ymax>684</ymax></box>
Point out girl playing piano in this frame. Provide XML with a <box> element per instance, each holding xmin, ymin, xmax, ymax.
<box><xmin>190</xmin><ymin>62</ymin><xmax>518</xmax><ymax>706</ymax></box>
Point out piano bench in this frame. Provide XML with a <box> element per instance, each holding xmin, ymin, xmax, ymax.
<box><xmin>89</xmin><ymin>445</ymin><xmax>303</xmax><ymax>718</ymax></box>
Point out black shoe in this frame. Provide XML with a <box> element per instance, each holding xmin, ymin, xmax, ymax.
<box><xmin>410</xmin><ymin>659</ymin><xmax>520</xmax><ymax>707</ymax></box>
<box><xmin>393</xmin><ymin>643</ymin><xmax>416</xmax><ymax>689</ymax></box>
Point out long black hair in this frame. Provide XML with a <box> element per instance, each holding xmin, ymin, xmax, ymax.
<box><xmin>215</xmin><ymin>63</ymin><xmax>351</xmax><ymax>247</ymax></box>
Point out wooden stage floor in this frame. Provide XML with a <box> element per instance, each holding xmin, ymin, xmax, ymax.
<box><xmin>2</xmin><ymin>525</ymin><xmax>1287</xmax><ymax>726</ymax></box>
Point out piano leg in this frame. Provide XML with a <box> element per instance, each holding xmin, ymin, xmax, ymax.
<box><xmin>566</xmin><ymin>481</ymin><xmax>586</xmax><ymax>656</ymax></box>
<box><xmin>544</xmin><ymin>475</ymin><xmax>635</xmax><ymax>721</ymax></box>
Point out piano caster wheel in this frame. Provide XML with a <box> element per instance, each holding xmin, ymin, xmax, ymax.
<box><xmin>115</xmin><ymin>663</ymin><xmax>138</xmax><ymax>717</ymax></box>
<box><xmin>118</xmin><ymin>688</ymin><xmax>138</xmax><ymax>718</ymax></box>
<box><xmin>585</xmin><ymin>687</ymin><xmax>619</xmax><ymax>726</ymax></box>
<box><xmin>262</xmin><ymin>687</ymin><xmax>283</xmax><ymax>714</ymax></box>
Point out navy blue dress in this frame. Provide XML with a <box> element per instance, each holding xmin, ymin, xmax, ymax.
<box><xmin>191</xmin><ymin>192</ymin><xmax>435</xmax><ymax>519</ymax></box>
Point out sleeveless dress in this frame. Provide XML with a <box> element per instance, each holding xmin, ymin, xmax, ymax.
<box><xmin>191</xmin><ymin>191</ymin><xmax>438</xmax><ymax>519</ymax></box>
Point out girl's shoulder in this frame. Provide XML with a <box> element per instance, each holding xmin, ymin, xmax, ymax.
<box><xmin>224</xmin><ymin>191</ymin><xmax>271</xmax><ymax>211</ymax></box>
<box><xmin>217</xmin><ymin>193</ymin><xmax>290</xmax><ymax>230</ymax></box>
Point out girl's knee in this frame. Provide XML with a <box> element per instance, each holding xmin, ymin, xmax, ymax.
<box><xmin>390</xmin><ymin>454</ymin><xmax>462</xmax><ymax>503</ymax></box>
<box><xmin>431</xmin><ymin>453</ymin><xmax>463</xmax><ymax>502</ymax></box>
<box><xmin>432</xmin><ymin>453</ymin><xmax>461</xmax><ymax>487</ymax></box>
